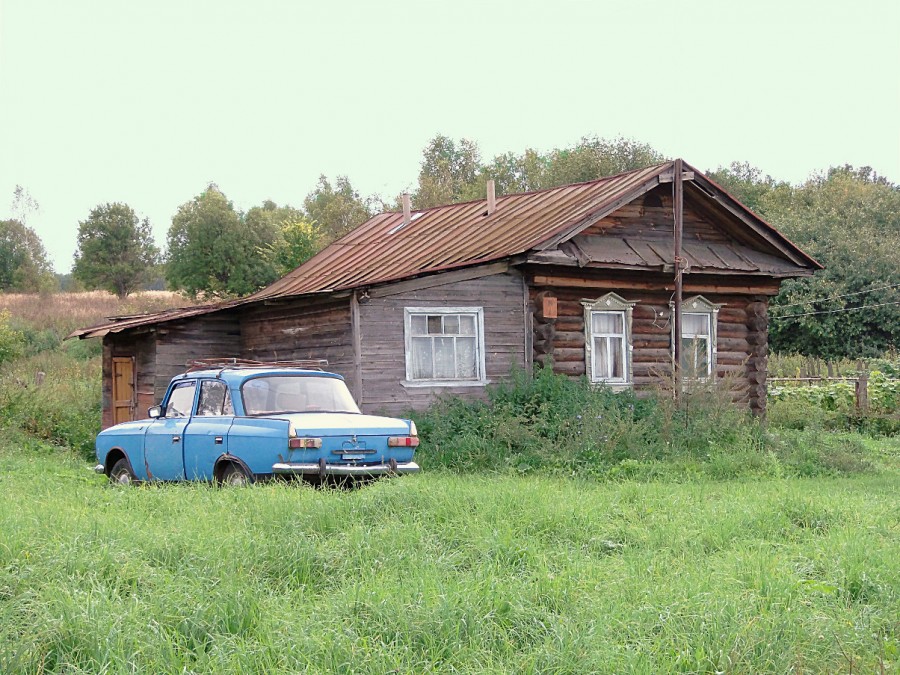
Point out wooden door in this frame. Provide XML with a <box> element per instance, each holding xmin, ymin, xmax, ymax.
<box><xmin>112</xmin><ymin>357</ymin><xmax>136</xmax><ymax>424</ymax></box>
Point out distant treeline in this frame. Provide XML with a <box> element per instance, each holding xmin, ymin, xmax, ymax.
<box><xmin>2</xmin><ymin>135</ymin><xmax>898</xmax><ymax>358</ymax></box>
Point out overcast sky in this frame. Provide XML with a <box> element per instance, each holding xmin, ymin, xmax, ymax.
<box><xmin>2</xmin><ymin>0</ymin><xmax>898</xmax><ymax>273</ymax></box>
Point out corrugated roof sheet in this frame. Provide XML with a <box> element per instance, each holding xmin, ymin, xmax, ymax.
<box><xmin>246</xmin><ymin>163</ymin><xmax>671</xmax><ymax>300</ymax></box>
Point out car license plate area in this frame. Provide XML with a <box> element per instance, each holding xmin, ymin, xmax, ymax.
<box><xmin>342</xmin><ymin>453</ymin><xmax>366</xmax><ymax>460</ymax></box>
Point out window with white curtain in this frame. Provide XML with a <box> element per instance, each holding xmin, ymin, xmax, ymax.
<box><xmin>681</xmin><ymin>312</ymin><xmax>712</xmax><ymax>379</ymax></box>
<box><xmin>590</xmin><ymin>311</ymin><xmax>627</xmax><ymax>382</ymax></box>
<box><xmin>582</xmin><ymin>293</ymin><xmax>636</xmax><ymax>388</ymax></box>
<box><xmin>671</xmin><ymin>296</ymin><xmax>721</xmax><ymax>381</ymax></box>
<box><xmin>404</xmin><ymin>307</ymin><xmax>486</xmax><ymax>386</ymax></box>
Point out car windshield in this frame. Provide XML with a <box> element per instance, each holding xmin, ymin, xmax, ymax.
<box><xmin>241</xmin><ymin>375</ymin><xmax>361</xmax><ymax>415</ymax></box>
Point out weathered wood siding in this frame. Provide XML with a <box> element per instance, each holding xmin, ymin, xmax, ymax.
<box><xmin>239</xmin><ymin>297</ymin><xmax>356</xmax><ymax>393</ymax></box>
<box><xmin>529</xmin><ymin>269</ymin><xmax>774</xmax><ymax>415</ymax></box>
<box><xmin>358</xmin><ymin>271</ymin><xmax>527</xmax><ymax>414</ymax></box>
<box><xmin>101</xmin><ymin>331</ymin><xmax>156</xmax><ymax>429</ymax></box>
<box><xmin>154</xmin><ymin>313</ymin><xmax>242</xmax><ymax>403</ymax></box>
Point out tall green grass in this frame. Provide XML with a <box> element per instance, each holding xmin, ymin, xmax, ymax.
<box><xmin>0</xmin><ymin>436</ymin><xmax>897</xmax><ymax>673</ymax></box>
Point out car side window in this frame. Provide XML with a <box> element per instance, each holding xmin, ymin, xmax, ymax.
<box><xmin>166</xmin><ymin>381</ymin><xmax>196</xmax><ymax>418</ymax></box>
<box><xmin>196</xmin><ymin>380</ymin><xmax>233</xmax><ymax>416</ymax></box>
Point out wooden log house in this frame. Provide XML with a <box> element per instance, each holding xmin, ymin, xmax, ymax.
<box><xmin>69</xmin><ymin>160</ymin><xmax>820</xmax><ymax>427</ymax></box>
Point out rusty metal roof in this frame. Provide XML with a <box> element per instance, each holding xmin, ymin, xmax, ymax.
<box><xmin>246</xmin><ymin>163</ymin><xmax>674</xmax><ymax>300</ymax></box>
<box><xmin>69</xmin><ymin>160</ymin><xmax>820</xmax><ymax>340</ymax></box>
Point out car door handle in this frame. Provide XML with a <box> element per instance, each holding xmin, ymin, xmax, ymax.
<box><xmin>214</xmin><ymin>436</ymin><xmax>224</xmax><ymax>444</ymax></box>
<box><xmin>172</xmin><ymin>436</ymin><xmax>181</xmax><ymax>443</ymax></box>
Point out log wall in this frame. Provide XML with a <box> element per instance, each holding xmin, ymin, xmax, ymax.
<box><xmin>239</xmin><ymin>297</ymin><xmax>356</xmax><ymax>394</ymax></box>
<box><xmin>155</xmin><ymin>313</ymin><xmax>243</xmax><ymax>402</ymax></box>
<box><xmin>357</xmin><ymin>272</ymin><xmax>527</xmax><ymax>414</ymax></box>
<box><xmin>529</xmin><ymin>270</ymin><xmax>772</xmax><ymax>415</ymax></box>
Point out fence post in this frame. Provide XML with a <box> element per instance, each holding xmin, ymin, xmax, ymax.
<box><xmin>855</xmin><ymin>372</ymin><xmax>869</xmax><ymax>413</ymax></box>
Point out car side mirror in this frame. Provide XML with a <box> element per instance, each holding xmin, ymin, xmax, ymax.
<box><xmin>148</xmin><ymin>405</ymin><xmax>163</xmax><ymax>419</ymax></box>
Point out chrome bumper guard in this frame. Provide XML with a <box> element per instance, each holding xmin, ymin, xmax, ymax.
<box><xmin>93</xmin><ymin>464</ymin><xmax>105</xmax><ymax>474</ymax></box>
<box><xmin>272</xmin><ymin>461</ymin><xmax>420</xmax><ymax>476</ymax></box>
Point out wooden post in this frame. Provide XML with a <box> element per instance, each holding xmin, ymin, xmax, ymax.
<box><xmin>855</xmin><ymin>372</ymin><xmax>869</xmax><ymax>413</ymax></box>
<box><xmin>350</xmin><ymin>291</ymin><xmax>363</xmax><ymax>403</ymax></box>
<box><xmin>673</xmin><ymin>158</ymin><xmax>684</xmax><ymax>397</ymax></box>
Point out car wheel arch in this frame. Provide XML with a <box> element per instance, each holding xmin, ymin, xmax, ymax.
<box><xmin>213</xmin><ymin>454</ymin><xmax>254</xmax><ymax>483</ymax></box>
<box><xmin>104</xmin><ymin>447</ymin><xmax>131</xmax><ymax>476</ymax></box>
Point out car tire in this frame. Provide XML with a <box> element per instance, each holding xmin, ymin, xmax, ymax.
<box><xmin>110</xmin><ymin>458</ymin><xmax>137</xmax><ymax>485</ymax></box>
<box><xmin>221</xmin><ymin>462</ymin><xmax>252</xmax><ymax>486</ymax></box>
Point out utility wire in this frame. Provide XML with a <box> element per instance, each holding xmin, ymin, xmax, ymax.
<box><xmin>773</xmin><ymin>281</ymin><xmax>900</xmax><ymax>310</ymax></box>
<box><xmin>771</xmin><ymin>299</ymin><xmax>900</xmax><ymax>321</ymax></box>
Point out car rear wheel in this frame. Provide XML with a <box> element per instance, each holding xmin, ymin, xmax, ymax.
<box><xmin>110</xmin><ymin>458</ymin><xmax>137</xmax><ymax>485</ymax></box>
<box><xmin>221</xmin><ymin>462</ymin><xmax>252</xmax><ymax>486</ymax></box>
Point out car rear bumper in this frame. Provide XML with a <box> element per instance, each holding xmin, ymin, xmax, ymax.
<box><xmin>271</xmin><ymin>461</ymin><xmax>420</xmax><ymax>476</ymax></box>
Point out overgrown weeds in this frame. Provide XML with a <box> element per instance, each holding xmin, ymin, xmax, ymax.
<box><xmin>413</xmin><ymin>366</ymin><xmax>877</xmax><ymax>479</ymax></box>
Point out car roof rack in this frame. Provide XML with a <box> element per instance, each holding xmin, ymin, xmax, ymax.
<box><xmin>186</xmin><ymin>358</ymin><xmax>329</xmax><ymax>372</ymax></box>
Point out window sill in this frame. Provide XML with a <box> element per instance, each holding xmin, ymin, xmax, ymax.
<box><xmin>400</xmin><ymin>379</ymin><xmax>491</xmax><ymax>389</ymax></box>
<box><xmin>590</xmin><ymin>381</ymin><xmax>633</xmax><ymax>392</ymax></box>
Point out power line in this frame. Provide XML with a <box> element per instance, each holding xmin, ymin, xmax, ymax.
<box><xmin>772</xmin><ymin>300</ymin><xmax>900</xmax><ymax>321</ymax></box>
<box><xmin>773</xmin><ymin>281</ymin><xmax>900</xmax><ymax>310</ymax></box>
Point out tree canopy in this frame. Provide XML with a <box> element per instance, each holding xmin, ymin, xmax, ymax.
<box><xmin>303</xmin><ymin>176</ymin><xmax>372</xmax><ymax>245</ymax></box>
<box><xmin>73</xmin><ymin>203</ymin><xmax>159</xmax><ymax>298</ymax></box>
<box><xmin>0</xmin><ymin>219</ymin><xmax>55</xmax><ymax>292</ymax></box>
<box><xmin>166</xmin><ymin>186</ymin><xmax>280</xmax><ymax>298</ymax></box>
<box><xmin>709</xmin><ymin>163</ymin><xmax>900</xmax><ymax>358</ymax></box>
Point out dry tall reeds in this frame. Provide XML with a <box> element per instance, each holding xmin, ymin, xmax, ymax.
<box><xmin>0</xmin><ymin>291</ymin><xmax>189</xmax><ymax>335</ymax></box>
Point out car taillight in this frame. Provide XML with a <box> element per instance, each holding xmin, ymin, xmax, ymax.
<box><xmin>289</xmin><ymin>437</ymin><xmax>322</xmax><ymax>449</ymax></box>
<box><xmin>388</xmin><ymin>436</ymin><xmax>419</xmax><ymax>447</ymax></box>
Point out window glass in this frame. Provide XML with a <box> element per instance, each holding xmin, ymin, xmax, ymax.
<box><xmin>589</xmin><ymin>310</ymin><xmax>627</xmax><ymax>382</ymax></box>
<box><xmin>406</xmin><ymin>309</ymin><xmax>483</xmax><ymax>382</ymax></box>
<box><xmin>681</xmin><ymin>312</ymin><xmax>713</xmax><ymax>378</ymax></box>
<box><xmin>197</xmin><ymin>380</ymin><xmax>232</xmax><ymax>416</ymax></box>
<box><xmin>241</xmin><ymin>376</ymin><xmax>360</xmax><ymax>415</ymax></box>
<box><xmin>167</xmin><ymin>382</ymin><xmax>196</xmax><ymax>418</ymax></box>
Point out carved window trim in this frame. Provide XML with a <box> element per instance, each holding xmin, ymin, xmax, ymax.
<box><xmin>582</xmin><ymin>292</ymin><xmax>637</xmax><ymax>390</ymax></box>
<box><xmin>669</xmin><ymin>295</ymin><xmax>722</xmax><ymax>381</ymax></box>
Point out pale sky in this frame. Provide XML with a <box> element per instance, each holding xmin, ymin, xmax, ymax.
<box><xmin>2</xmin><ymin>0</ymin><xmax>898</xmax><ymax>273</ymax></box>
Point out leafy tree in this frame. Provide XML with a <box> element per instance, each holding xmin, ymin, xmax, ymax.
<box><xmin>0</xmin><ymin>219</ymin><xmax>56</xmax><ymax>292</ymax></box>
<box><xmin>541</xmin><ymin>136</ymin><xmax>666</xmax><ymax>187</ymax></box>
<box><xmin>72</xmin><ymin>203</ymin><xmax>159</xmax><ymax>298</ymax></box>
<box><xmin>412</xmin><ymin>135</ymin><xmax>481</xmax><ymax>208</ymax></box>
<box><xmin>247</xmin><ymin>200</ymin><xmax>322</xmax><ymax>276</ymax></box>
<box><xmin>166</xmin><ymin>185</ymin><xmax>279</xmax><ymax>298</ymax></box>
<box><xmin>262</xmin><ymin>218</ymin><xmax>322</xmax><ymax>277</ymax></box>
<box><xmin>764</xmin><ymin>166</ymin><xmax>900</xmax><ymax>358</ymax></box>
<box><xmin>303</xmin><ymin>176</ymin><xmax>371</xmax><ymax>244</ymax></box>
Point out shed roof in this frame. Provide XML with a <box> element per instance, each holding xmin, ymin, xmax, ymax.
<box><xmin>69</xmin><ymin>159</ymin><xmax>819</xmax><ymax>340</ymax></box>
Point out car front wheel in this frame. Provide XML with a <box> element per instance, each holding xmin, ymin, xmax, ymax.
<box><xmin>110</xmin><ymin>458</ymin><xmax>137</xmax><ymax>485</ymax></box>
<box><xmin>221</xmin><ymin>462</ymin><xmax>252</xmax><ymax>486</ymax></box>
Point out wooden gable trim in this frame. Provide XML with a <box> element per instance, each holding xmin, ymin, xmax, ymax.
<box><xmin>533</xmin><ymin>167</ymin><xmax>671</xmax><ymax>252</ymax></box>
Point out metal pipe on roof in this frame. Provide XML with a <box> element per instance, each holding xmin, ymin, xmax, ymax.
<box><xmin>486</xmin><ymin>179</ymin><xmax>496</xmax><ymax>215</ymax></box>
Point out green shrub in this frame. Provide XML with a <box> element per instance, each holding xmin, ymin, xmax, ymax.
<box><xmin>0</xmin><ymin>352</ymin><xmax>101</xmax><ymax>460</ymax></box>
<box><xmin>413</xmin><ymin>367</ymin><xmax>874</xmax><ymax>480</ymax></box>
<box><xmin>0</xmin><ymin>310</ymin><xmax>25</xmax><ymax>365</ymax></box>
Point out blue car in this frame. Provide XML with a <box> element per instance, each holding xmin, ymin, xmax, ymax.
<box><xmin>93</xmin><ymin>361</ymin><xmax>421</xmax><ymax>485</ymax></box>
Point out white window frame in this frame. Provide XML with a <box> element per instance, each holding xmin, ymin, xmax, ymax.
<box><xmin>402</xmin><ymin>307</ymin><xmax>488</xmax><ymax>388</ymax></box>
<box><xmin>670</xmin><ymin>295</ymin><xmax>721</xmax><ymax>381</ymax></box>
<box><xmin>582</xmin><ymin>293</ymin><xmax>636</xmax><ymax>390</ymax></box>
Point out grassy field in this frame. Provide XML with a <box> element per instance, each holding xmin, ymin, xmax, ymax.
<box><xmin>0</xmin><ymin>433</ymin><xmax>898</xmax><ymax>673</ymax></box>
<box><xmin>1</xmin><ymin>291</ymin><xmax>898</xmax><ymax>672</ymax></box>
